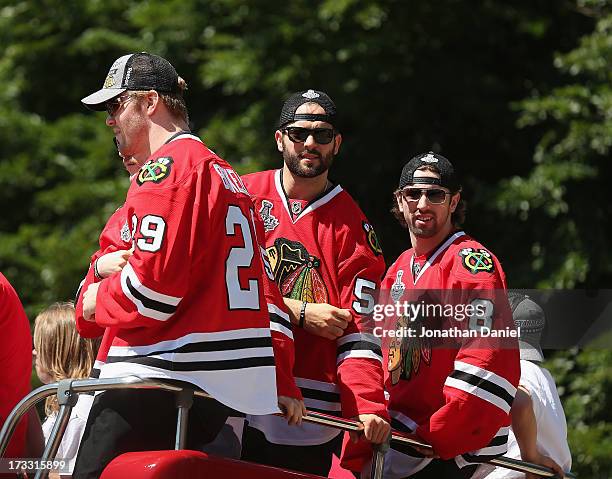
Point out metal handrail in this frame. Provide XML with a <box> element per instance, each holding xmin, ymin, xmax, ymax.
<box><xmin>0</xmin><ymin>376</ymin><xmax>576</xmax><ymax>478</ymax></box>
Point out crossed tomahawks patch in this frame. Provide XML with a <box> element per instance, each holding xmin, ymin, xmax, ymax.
<box><xmin>458</xmin><ymin>248</ymin><xmax>494</xmax><ymax>274</ymax></box>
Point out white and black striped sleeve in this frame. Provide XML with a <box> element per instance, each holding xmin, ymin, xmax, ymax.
<box><xmin>336</xmin><ymin>332</ymin><xmax>383</xmax><ymax>364</ymax></box>
<box><xmin>268</xmin><ymin>303</ymin><xmax>293</xmax><ymax>339</ymax></box>
<box><xmin>445</xmin><ymin>361</ymin><xmax>517</xmax><ymax>414</ymax></box>
<box><xmin>120</xmin><ymin>263</ymin><xmax>182</xmax><ymax>321</ymax></box>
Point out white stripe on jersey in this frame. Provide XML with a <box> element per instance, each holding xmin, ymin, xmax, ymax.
<box><xmin>121</xmin><ymin>263</ymin><xmax>182</xmax><ymax>321</ymax></box>
<box><xmin>337</xmin><ymin>332</ymin><xmax>383</xmax><ymax>364</ymax></box>
<box><xmin>294</xmin><ymin>377</ymin><xmax>340</xmax><ymax>393</ymax></box>
<box><xmin>337</xmin><ymin>349</ymin><xmax>383</xmax><ymax>364</ymax></box>
<box><xmin>445</xmin><ymin>361</ymin><xmax>517</xmax><ymax>414</ymax></box>
<box><xmin>107</xmin><ymin>328</ymin><xmax>272</xmax><ymax>357</ymax></box>
<box><xmin>268</xmin><ymin>303</ymin><xmax>293</xmax><ymax>339</ymax></box>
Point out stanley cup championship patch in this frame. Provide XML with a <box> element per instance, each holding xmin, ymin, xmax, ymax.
<box><xmin>137</xmin><ymin>157</ymin><xmax>174</xmax><ymax>186</ymax></box>
<box><xmin>459</xmin><ymin>247</ymin><xmax>495</xmax><ymax>274</ymax></box>
<box><xmin>362</xmin><ymin>221</ymin><xmax>383</xmax><ymax>256</ymax></box>
<box><xmin>259</xmin><ymin>200</ymin><xmax>279</xmax><ymax>232</ymax></box>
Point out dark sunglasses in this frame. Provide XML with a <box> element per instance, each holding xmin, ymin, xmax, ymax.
<box><xmin>397</xmin><ymin>188</ymin><xmax>450</xmax><ymax>204</ymax></box>
<box><xmin>105</xmin><ymin>94</ymin><xmax>137</xmax><ymax>117</ymax></box>
<box><xmin>283</xmin><ymin>127</ymin><xmax>336</xmax><ymax>145</ymax></box>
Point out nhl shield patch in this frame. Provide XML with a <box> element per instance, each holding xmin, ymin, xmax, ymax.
<box><xmin>459</xmin><ymin>248</ymin><xmax>494</xmax><ymax>274</ymax></box>
<box><xmin>137</xmin><ymin>157</ymin><xmax>173</xmax><ymax>186</ymax></box>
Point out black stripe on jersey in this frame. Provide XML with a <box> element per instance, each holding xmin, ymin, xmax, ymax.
<box><xmin>449</xmin><ymin>370</ymin><xmax>514</xmax><ymax>408</ymax></box>
<box><xmin>125</xmin><ymin>274</ymin><xmax>178</xmax><ymax>315</ymax></box>
<box><xmin>390</xmin><ymin>441</ymin><xmax>428</xmax><ymax>458</ymax></box>
<box><xmin>270</xmin><ymin>312</ymin><xmax>292</xmax><ymax>330</ymax></box>
<box><xmin>485</xmin><ymin>434</ymin><xmax>509</xmax><ymax>447</ymax></box>
<box><xmin>337</xmin><ymin>340</ymin><xmax>382</xmax><ymax>358</ymax></box>
<box><xmin>460</xmin><ymin>432</ymin><xmax>509</xmax><ymax>463</ymax></box>
<box><xmin>390</xmin><ymin>418</ymin><xmax>414</xmax><ymax>433</ymax></box>
<box><xmin>107</xmin><ymin>337</ymin><xmax>273</xmax><ymax>362</ymax></box>
<box><xmin>105</xmin><ymin>355</ymin><xmax>275</xmax><ymax>371</ymax></box>
<box><xmin>299</xmin><ymin>386</ymin><xmax>340</xmax><ymax>403</ymax></box>
<box><xmin>461</xmin><ymin>451</ymin><xmax>505</xmax><ymax>463</ymax></box>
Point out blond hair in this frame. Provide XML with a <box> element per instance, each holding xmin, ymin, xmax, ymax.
<box><xmin>33</xmin><ymin>302</ymin><xmax>100</xmax><ymax>415</ymax></box>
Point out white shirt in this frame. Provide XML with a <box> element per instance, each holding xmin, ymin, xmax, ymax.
<box><xmin>486</xmin><ymin>360</ymin><xmax>571</xmax><ymax>478</ymax></box>
<box><xmin>42</xmin><ymin>394</ymin><xmax>94</xmax><ymax>475</ymax></box>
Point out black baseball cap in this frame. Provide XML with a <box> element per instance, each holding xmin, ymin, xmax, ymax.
<box><xmin>508</xmin><ymin>292</ymin><xmax>545</xmax><ymax>362</ymax></box>
<box><xmin>82</xmin><ymin>52</ymin><xmax>180</xmax><ymax>111</ymax></box>
<box><xmin>399</xmin><ymin>152</ymin><xmax>460</xmax><ymax>191</ymax></box>
<box><xmin>278</xmin><ymin>89</ymin><xmax>337</xmax><ymax>129</ymax></box>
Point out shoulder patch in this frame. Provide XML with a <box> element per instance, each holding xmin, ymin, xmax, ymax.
<box><xmin>458</xmin><ymin>247</ymin><xmax>494</xmax><ymax>274</ymax></box>
<box><xmin>137</xmin><ymin>157</ymin><xmax>173</xmax><ymax>186</ymax></box>
<box><xmin>362</xmin><ymin>221</ymin><xmax>383</xmax><ymax>256</ymax></box>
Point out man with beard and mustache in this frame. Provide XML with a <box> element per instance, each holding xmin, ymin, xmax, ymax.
<box><xmin>240</xmin><ymin>90</ymin><xmax>389</xmax><ymax>476</ymax></box>
<box><xmin>380</xmin><ymin>152</ymin><xmax>519</xmax><ymax>478</ymax></box>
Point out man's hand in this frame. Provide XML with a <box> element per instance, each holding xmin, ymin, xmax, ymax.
<box><xmin>278</xmin><ymin>396</ymin><xmax>306</xmax><ymax>426</ymax></box>
<box><xmin>303</xmin><ymin>303</ymin><xmax>353</xmax><ymax>339</ymax></box>
<box><xmin>83</xmin><ymin>282</ymin><xmax>101</xmax><ymax>322</ymax></box>
<box><xmin>96</xmin><ymin>248</ymin><xmax>133</xmax><ymax>278</ymax></box>
<box><xmin>349</xmin><ymin>414</ymin><xmax>391</xmax><ymax>445</ymax></box>
<box><xmin>524</xmin><ymin>452</ymin><xmax>564</xmax><ymax>479</ymax></box>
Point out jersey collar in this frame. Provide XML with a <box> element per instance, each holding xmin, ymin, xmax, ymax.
<box><xmin>274</xmin><ymin>169</ymin><xmax>343</xmax><ymax>224</ymax></box>
<box><xmin>410</xmin><ymin>230</ymin><xmax>466</xmax><ymax>285</ymax></box>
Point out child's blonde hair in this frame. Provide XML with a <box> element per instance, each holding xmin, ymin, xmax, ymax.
<box><xmin>33</xmin><ymin>302</ymin><xmax>100</xmax><ymax>415</ymax></box>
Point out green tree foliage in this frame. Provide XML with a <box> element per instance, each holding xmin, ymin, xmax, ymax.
<box><xmin>496</xmin><ymin>0</ymin><xmax>612</xmax><ymax>289</ymax></box>
<box><xmin>546</xmin><ymin>349</ymin><xmax>612</xmax><ymax>478</ymax></box>
<box><xmin>512</xmin><ymin>1</ymin><xmax>612</xmax><ymax>475</ymax></box>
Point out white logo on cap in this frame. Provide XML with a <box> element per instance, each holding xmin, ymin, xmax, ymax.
<box><xmin>302</xmin><ymin>89</ymin><xmax>320</xmax><ymax>99</ymax></box>
<box><xmin>421</xmin><ymin>153</ymin><xmax>438</xmax><ymax>163</ymax></box>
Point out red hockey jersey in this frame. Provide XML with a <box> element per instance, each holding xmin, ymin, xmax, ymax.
<box><xmin>242</xmin><ymin>169</ymin><xmax>387</xmax><ymax>445</ymax></box>
<box><xmin>0</xmin><ymin>273</ymin><xmax>31</xmax><ymax>459</ymax></box>
<box><xmin>90</xmin><ymin>134</ymin><xmax>289</xmax><ymax>414</ymax></box>
<box><xmin>381</xmin><ymin>231</ymin><xmax>520</xmax><ymax>463</ymax></box>
<box><xmin>75</xmin><ymin>204</ymin><xmax>130</xmax><ymax>376</ymax></box>
<box><xmin>74</xmin><ymin>192</ymin><xmax>300</xmax><ymax>397</ymax></box>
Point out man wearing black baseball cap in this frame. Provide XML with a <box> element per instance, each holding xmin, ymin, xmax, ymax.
<box><xmin>380</xmin><ymin>152</ymin><xmax>520</xmax><ymax>478</ymax></box>
<box><xmin>240</xmin><ymin>90</ymin><xmax>389</xmax><ymax>475</ymax></box>
<box><xmin>73</xmin><ymin>54</ymin><xmax>304</xmax><ymax>477</ymax></box>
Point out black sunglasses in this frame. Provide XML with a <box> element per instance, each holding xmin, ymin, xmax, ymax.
<box><xmin>105</xmin><ymin>94</ymin><xmax>137</xmax><ymax>117</ymax></box>
<box><xmin>283</xmin><ymin>127</ymin><xmax>336</xmax><ymax>145</ymax></box>
<box><xmin>397</xmin><ymin>188</ymin><xmax>450</xmax><ymax>204</ymax></box>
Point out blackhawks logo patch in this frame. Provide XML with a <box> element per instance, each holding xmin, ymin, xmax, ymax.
<box><xmin>137</xmin><ymin>157</ymin><xmax>173</xmax><ymax>186</ymax></box>
<box><xmin>388</xmin><ymin>314</ymin><xmax>431</xmax><ymax>385</ymax></box>
<box><xmin>266</xmin><ymin>238</ymin><xmax>329</xmax><ymax>303</ymax></box>
<box><xmin>459</xmin><ymin>248</ymin><xmax>494</xmax><ymax>274</ymax></box>
<box><xmin>362</xmin><ymin>221</ymin><xmax>383</xmax><ymax>256</ymax></box>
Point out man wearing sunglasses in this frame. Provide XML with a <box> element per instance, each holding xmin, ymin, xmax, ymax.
<box><xmin>73</xmin><ymin>53</ymin><xmax>303</xmax><ymax>478</ymax></box>
<box><xmin>379</xmin><ymin>152</ymin><xmax>520</xmax><ymax>478</ymax></box>
<box><xmin>241</xmin><ymin>90</ymin><xmax>389</xmax><ymax>476</ymax></box>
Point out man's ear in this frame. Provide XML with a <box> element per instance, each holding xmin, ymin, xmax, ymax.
<box><xmin>396</xmin><ymin>194</ymin><xmax>404</xmax><ymax>214</ymax></box>
<box><xmin>274</xmin><ymin>130</ymin><xmax>284</xmax><ymax>152</ymax></box>
<box><xmin>449</xmin><ymin>192</ymin><xmax>460</xmax><ymax>213</ymax></box>
<box><xmin>333</xmin><ymin>132</ymin><xmax>342</xmax><ymax>155</ymax></box>
<box><xmin>146</xmin><ymin>91</ymin><xmax>160</xmax><ymax>115</ymax></box>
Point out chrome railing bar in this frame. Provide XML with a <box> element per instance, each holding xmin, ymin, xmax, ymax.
<box><xmin>0</xmin><ymin>377</ymin><xmax>577</xmax><ymax>478</ymax></box>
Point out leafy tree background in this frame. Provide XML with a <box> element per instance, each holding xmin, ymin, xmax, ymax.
<box><xmin>0</xmin><ymin>0</ymin><xmax>609</xmax><ymax>475</ymax></box>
